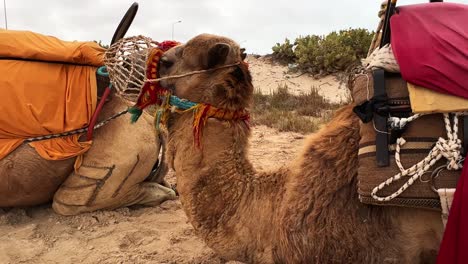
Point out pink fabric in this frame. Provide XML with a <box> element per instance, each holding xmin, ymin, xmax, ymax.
<box><xmin>437</xmin><ymin>154</ymin><xmax>468</xmax><ymax>264</ymax></box>
<box><xmin>390</xmin><ymin>3</ymin><xmax>468</xmax><ymax>99</ymax></box>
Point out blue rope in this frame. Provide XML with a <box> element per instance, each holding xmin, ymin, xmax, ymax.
<box><xmin>97</xmin><ymin>66</ymin><xmax>113</xmax><ymax>91</ymax></box>
<box><xmin>168</xmin><ymin>95</ymin><xmax>197</xmax><ymax>110</ymax></box>
<box><xmin>155</xmin><ymin>109</ymin><xmax>163</xmax><ymax>131</ymax></box>
<box><xmin>97</xmin><ymin>66</ymin><xmax>109</xmax><ymax>77</ymax></box>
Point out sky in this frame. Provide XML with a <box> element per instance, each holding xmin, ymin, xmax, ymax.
<box><xmin>2</xmin><ymin>0</ymin><xmax>468</xmax><ymax>55</ymax></box>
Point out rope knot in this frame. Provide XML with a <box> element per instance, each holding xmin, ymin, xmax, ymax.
<box><xmin>388</xmin><ymin>114</ymin><xmax>421</xmax><ymax>130</ymax></box>
<box><xmin>372</xmin><ymin>113</ymin><xmax>465</xmax><ymax>201</ymax></box>
<box><xmin>435</xmin><ymin>137</ymin><xmax>462</xmax><ymax>170</ymax></box>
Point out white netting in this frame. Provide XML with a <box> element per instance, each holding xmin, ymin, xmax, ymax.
<box><xmin>104</xmin><ymin>35</ymin><xmax>160</xmax><ymax>101</ymax></box>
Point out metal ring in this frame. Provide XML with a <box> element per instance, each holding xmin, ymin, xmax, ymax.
<box><xmin>430</xmin><ymin>165</ymin><xmax>446</xmax><ymax>193</ymax></box>
<box><xmin>419</xmin><ymin>170</ymin><xmax>433</xmax><ymax>183</ymax></box>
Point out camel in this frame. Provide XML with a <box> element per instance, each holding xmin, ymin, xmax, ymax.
<box><xmin>156</xmin><ymin>33</ymin><xmax>444</xmax><ymax>263</ymax></box>
<box><xmin>0</xmin><ymin>72</ymin><xmax>176</xmax><ymax>216</ymax></box>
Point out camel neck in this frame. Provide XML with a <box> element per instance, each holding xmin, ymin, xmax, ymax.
<box><xmin>170</xmin><ymin>113</ymin><xmax>254</xmax><ymax>208</ymax></box>
<box><xmin>168</xmin><ymin>106</ymin><xmax>365</xmax><ymax>262</ymax></box>
<box><xmin>169</xmin><ymin>114</ymin><xmax>280</xmax><ymax>259</ymax></box>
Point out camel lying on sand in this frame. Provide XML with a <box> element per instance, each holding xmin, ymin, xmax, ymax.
<box><xmin>156</xmin><ymin>33</ymin><xmax>443</xmax><ymax>263</ymax></box>
<box><xmin>0</xmin><ymin>90</ymin><xmax>176</xmax><ymax>216</ymax></box>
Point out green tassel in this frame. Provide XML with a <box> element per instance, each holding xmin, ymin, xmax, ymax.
<box><xmin>128</xmin><ymin>107</ymin><xmax>143</xmax><ymax>123</ymax></box>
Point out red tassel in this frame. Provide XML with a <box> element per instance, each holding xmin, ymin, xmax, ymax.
<box><xmin>193</xmin><ymin>105</ymin><xmax>211</xmax><ymax>148</ymax></box>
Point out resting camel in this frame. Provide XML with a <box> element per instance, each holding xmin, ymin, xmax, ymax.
<box><xmin>0</xmin><ymin>97</ymin><xmax>177</xmax><ymax>215</ymax></box>
<box><xmin>156</xmin><ymin>34</ymin><xmax>444</xmax><ymax>263</ymax></box>
<box><xmin>0</xmin><ymin>60</ymin><xmax>176</xmax><ymax>215</ymax></box>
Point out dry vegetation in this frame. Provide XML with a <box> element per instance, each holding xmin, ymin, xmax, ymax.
<box><xmin>251</xmin><ymin>84</ymin><xmax>342</xmax><ymax>133</ymax></box>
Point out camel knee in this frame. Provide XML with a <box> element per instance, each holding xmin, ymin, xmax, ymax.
<box><xmin>52</xmin><ymin>182</ymin><xmax>177</xmax><ymax>215</ymax></box>
<box><xmin>52</xmin><ymin>199</ymin><xmax>90</xmax><ymax>216</ymax></box>
<box><xmin>50</xmin><ymin>152</ymin><xmax>174</xmax><ymax>215</ymax></box>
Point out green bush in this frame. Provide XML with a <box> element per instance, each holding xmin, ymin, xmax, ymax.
<box><xmin>272</xmin><ymin>38</ymin><xmax>296</xmax><ymax>63</ymax></box>
<box><xmin>93</xmin><ymin>40</ymin><xmax>109</xmax><ymax>49</ymax></box>
<box><xmin>271</xmin><ymin>28</ymin><xmax>374</xmax><ymax>74</ymax></box>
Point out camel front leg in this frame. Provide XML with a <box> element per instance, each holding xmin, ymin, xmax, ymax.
<box><xmin>51</xmin><ymin>107</ymin><xmax>176</xmax><ymax>215</ymax></box>
<box><xmin>52</xmin><ymin>154</ymin><xmax>176</xmax><ymax>215</ymax></box>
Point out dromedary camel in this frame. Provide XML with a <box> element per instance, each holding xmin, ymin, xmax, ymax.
<box><xmin>156</xmin><ymin>34</ymin><xmax>444</xmax><ymax>263</ymax></box>
<box><xmin>0</xmin><ymin>74</ymin><xmax>176</xmax><ymax>216</ymax></box>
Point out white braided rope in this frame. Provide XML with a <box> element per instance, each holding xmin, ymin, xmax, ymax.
<box><xmin>388</xmin><ymin>114</ymin><xmax>422</xmax><ymax>129</ymax></box>
<box><xmin>372</xmin><ymin>113</ymin><xmax>464</xmax><ymax>201</ymax></box>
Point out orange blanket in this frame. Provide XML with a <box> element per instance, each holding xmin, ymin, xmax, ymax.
<box><xmin>0</xmin><ymin>29</ymin><xmax>105</xmax><ymax>161</ymax></box>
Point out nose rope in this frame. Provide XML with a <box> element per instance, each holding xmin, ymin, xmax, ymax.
<box><xmin>145</xmin><ymin>62</ymin><xmax>242</xmax><ymax>83</ymax></box>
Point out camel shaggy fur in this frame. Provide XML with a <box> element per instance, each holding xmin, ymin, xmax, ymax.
<box><xmin>158</xmin><ymin>34</ymin><xmax>444</xmax><ymax>263</ymax></box>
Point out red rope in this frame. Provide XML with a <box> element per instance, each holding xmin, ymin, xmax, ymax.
<box><xmin>86</xmin><ymin>86</ymin><xmax>112</xmax><ymax>141</ymax></box>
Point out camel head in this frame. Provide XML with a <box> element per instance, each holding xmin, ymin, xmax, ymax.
<box><xmin>159</xmin><ymin>34</ymin><xmax>253</xmax><ymax>111</ymax></box>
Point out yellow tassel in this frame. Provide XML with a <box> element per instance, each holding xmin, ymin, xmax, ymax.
<box><xmin>192</xmin><ymin>104</ymin><xmax>211</xmax><ymax>147</ymax></box>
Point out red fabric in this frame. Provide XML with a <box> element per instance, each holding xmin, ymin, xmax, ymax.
<box><xmin>390</xmin><ymin>3</ymin><xmax>468</xmax><ymax>99</ymax></box>
<box><xmin>133</xmin><ymin>40</ymin><xmax>179</xmax><ymax>111</ymax></box>
<box><xmin>437</xmin><ymin>155</ymin><xmax>468</xmax><ymax>264</ymax></box>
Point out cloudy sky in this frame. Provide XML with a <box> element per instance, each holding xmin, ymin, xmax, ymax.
<box><xmin>2</xmin><ymin>0</ymin><xmax>468</xmax><ymax>54</ymax></box>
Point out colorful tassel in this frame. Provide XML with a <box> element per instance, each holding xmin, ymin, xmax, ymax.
<box><xmin>128</xmin><ymin>106</ymin><xmax>143</xmax><ymax>123</ymax></box>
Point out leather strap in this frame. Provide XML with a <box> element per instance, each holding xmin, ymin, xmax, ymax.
<box><xmin>373</xmin><ymin>69</ymin><xmax>390</xmax><ymax>167</ymax></box>
<box><xmin>380</xmin><ymin>0</ymin><xmax>397</xmax><ymax>48</ymax></box>
<box><xmin>110</xmin><ymin>3</ymin><xmax>139</xmax><ymax>45</ymax></box>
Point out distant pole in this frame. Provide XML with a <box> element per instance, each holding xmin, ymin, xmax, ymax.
<box><xmin>171</xmin><ymin>20</ymin><xmax>182</xmax><ymax>40</ymax></box>
<box><xmin>3</xmin><ymin>0</ymin><xmax>7</xmax><ymax>29</ymax></box>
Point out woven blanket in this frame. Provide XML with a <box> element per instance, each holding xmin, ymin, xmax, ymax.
<box><xmin>0</xmin><ymin>29</ymin><xmax>105</xmax><ymax>161</ymax></box>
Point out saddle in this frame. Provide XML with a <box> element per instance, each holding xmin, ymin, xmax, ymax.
<box><xmin>0</xmin><ymin>29</ymin><xmax>105</xmax><ymax>160</ymax></box>
<box><xmin>0</xmin><ymin>2</ymin><xmax>138</xmax><ymax>161</ymax></box>
<box><xmin>352</xmin><ymin>1</ymin><xmax>468</xmax><ymax>210</ymax></box>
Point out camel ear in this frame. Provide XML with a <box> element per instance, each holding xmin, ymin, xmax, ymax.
<box><xmin>240</xmin><ymin>48</ymin><xmax>247</xmax><ymax>60</ymax></box>
<box><xmin>208</xmin><ymin>43</ymin><xmax>230</xmax><ymax>68</ymax></box>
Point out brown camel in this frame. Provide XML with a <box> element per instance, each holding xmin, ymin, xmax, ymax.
<box><xmin>157</xmin><ymin>34</ymin><xmax>444</xmax><ymax>263</ymax></box>
<box><xmin>0</xmin><ymin>85</ymin><xmax>176</xmax><ymax>216</ymax></box>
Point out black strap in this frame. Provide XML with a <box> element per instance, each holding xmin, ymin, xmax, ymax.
<box><xmin>0</xmin><ymin>57</ymin><xmax>98</xmax><ymax>67</ymax></box>
<box><xmin>353</xmin><ymin>94</ymin><xmax>389</xmax><ymax>123</ymax></box>
<box><xmin>373</xmin><ymin>69</ymin><xmax>390</xmax><ymax>167</ymax></box>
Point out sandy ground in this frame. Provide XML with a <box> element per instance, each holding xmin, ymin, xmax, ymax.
<box><xmin>246</xmin><ymin>56</ymin><xmax>348</xmax><ymax>103</ymax></box>
<box><xmin>0</xmin><ymin>56</ymin><xmax>348</xmax><ymax>264</ymax></box>
<box><xmin>0</xmin><ymin>127</ymin><xmax>305</xmax><ymax>264</ymax></box>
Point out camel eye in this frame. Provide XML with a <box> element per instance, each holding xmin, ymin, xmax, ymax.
<box><xmin>160</xmin><ymin>57</ymin><xmax>174</xmax><ymax>68</ymax></box>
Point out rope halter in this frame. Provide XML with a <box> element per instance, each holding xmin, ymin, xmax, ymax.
<box><xmin>154</xmin><ymin>92</ymin><xmax>250</xmax><ymax>148</ymax></box>
<box><xmin>103</xmin><ymin>36</ymin><xmax>250</xmax><ymax>147</ymax></box>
